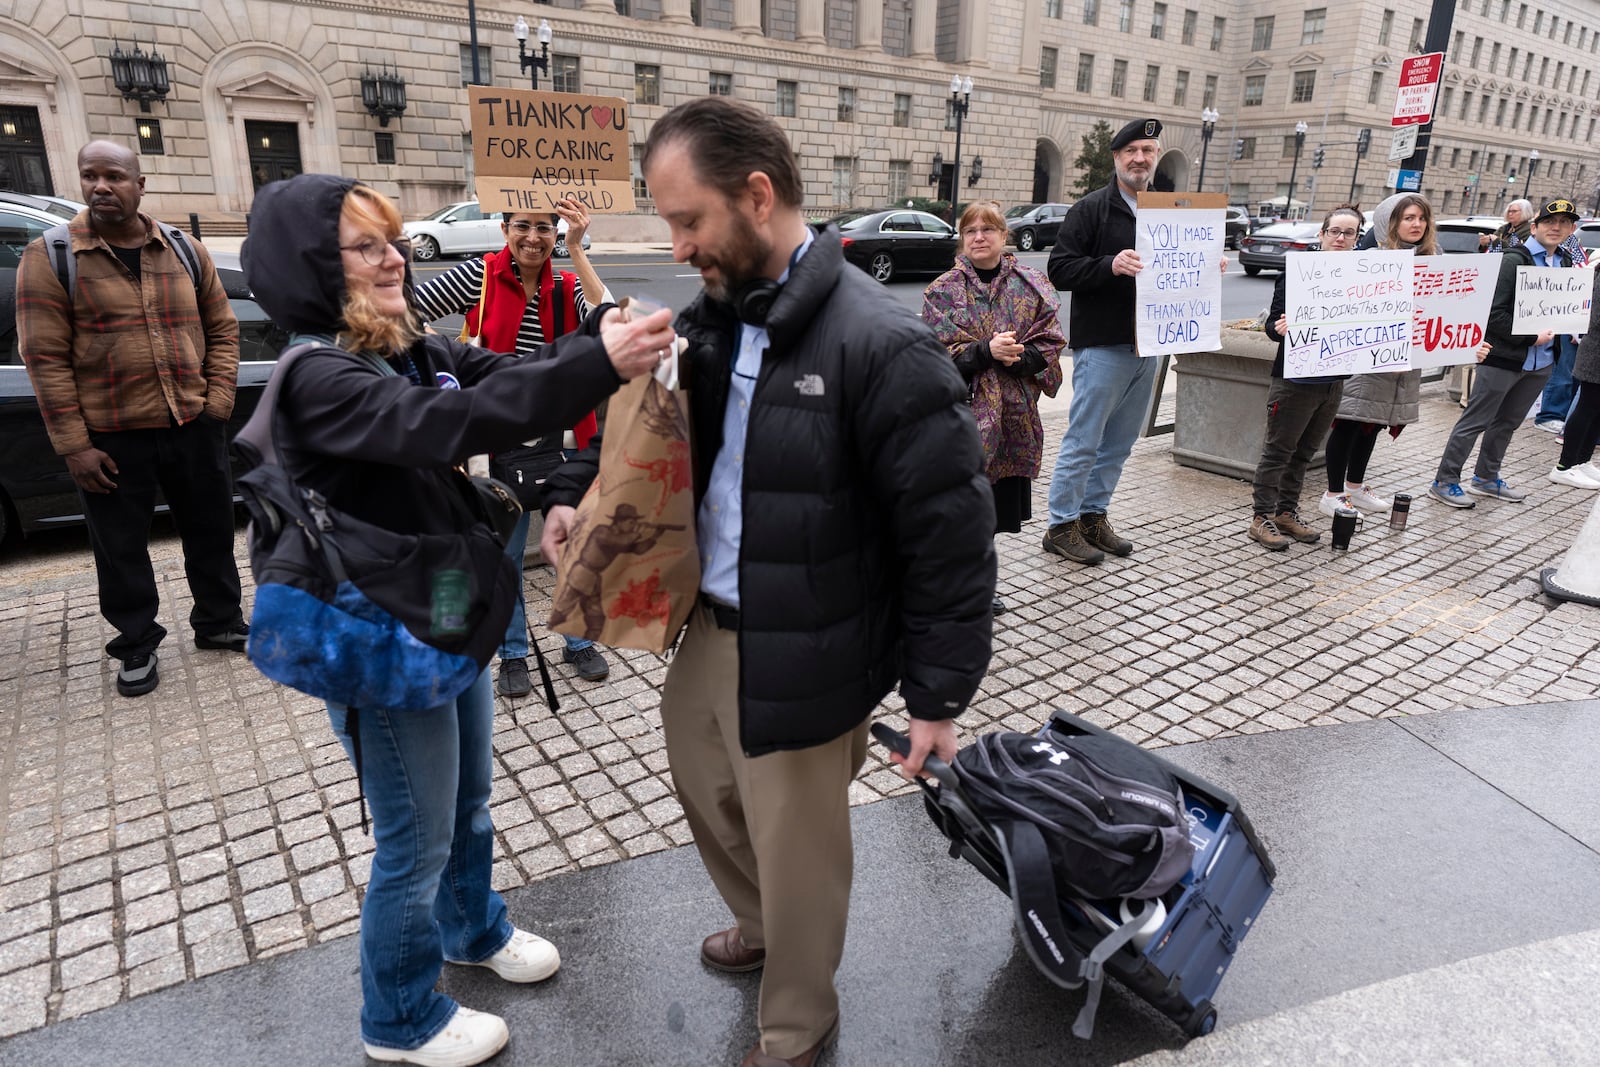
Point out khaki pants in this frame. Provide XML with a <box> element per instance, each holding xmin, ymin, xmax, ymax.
<box><xmin>660</xmin><ymin>602</ymin><xmax>869</xmax><ymax>1058</ymax></box>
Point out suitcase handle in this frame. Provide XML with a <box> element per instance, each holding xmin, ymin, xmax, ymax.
<box><xmin>869</xmin><ymin>722</ymin><xmax>960</xmax><ymax>791</ymax></box>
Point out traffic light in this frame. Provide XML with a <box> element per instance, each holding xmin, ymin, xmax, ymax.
<box><xmin>1313</xmin><ymin>146</ymin><xmax>1326</xmax><ymax>169</ymax></box>
<box><xmin>1356</xmin><ymin>128</ymin><xmax>1371</xmax><ymax>156</ymax></box>
<box><xmin>1232</xmin><ymin>138</ymin><xmax>1245</xmax><ymax>160</ymax></box>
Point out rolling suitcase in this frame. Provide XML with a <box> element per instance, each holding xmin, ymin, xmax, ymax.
<box><xmin>875</xmin><ymin>710</ymin><xmax>1275</xmax><ymax>1039</ymax></box>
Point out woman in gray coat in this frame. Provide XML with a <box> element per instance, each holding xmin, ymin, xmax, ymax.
<box><xmin>1318</xmin><ymin>193</ymin><xmax>1437</xmax><ymax>517</ymax></box>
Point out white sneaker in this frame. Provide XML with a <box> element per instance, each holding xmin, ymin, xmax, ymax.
<box><xmin>1343</xmin><ymin>483</ymin><xmax>1392</xmax><ymax>514</ymax></box>
<box><xmin>1535</xmin><ymin>420</ymin><xmax>1565</xmax><ymax>434</ymax></box>
<box><xmin>450</xmin><ymin>927</ymin><xmax>560</xmax><ymax>983</ymax></box>
<box><xmin>364</xmin><ymin>1006</ymin><xmax>509</xmax><ymax>1067</ymax></box>
<box><xmin>1577</xmin><ymin>462</ymin><xmax>1600</xmax><ymax>484</ymax></box>
<box><xmin>1318</xmin><ymin>491</ymin><xmax>1354</xmax><ymax>518</ymax></box>
<box><xmin>1550</xmin><ymin>465</ymin><xmax>1600</xmax><ymax>489</ymax></box>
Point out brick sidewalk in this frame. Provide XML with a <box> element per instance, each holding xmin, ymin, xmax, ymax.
<box><xmin>2</xmin><ymin>379</ymin><xmax>1597</xmax><ymax>1037</ymax></box>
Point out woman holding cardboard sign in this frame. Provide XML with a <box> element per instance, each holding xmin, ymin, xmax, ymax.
<box><xmin>414</xmin><ymin>196</ymin><xmax>617</xmax><ymax>694</ymax></box>
<box><xmin>1318</xmin><ymin>193</ymin><xmax>1437</xmax><ymax>519</ymax></box>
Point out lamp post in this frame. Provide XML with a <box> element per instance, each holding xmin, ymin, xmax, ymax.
<box><xmin>1196</xmin><ymin>107</ymin><xmax>1219</xmax><ymax>191</ymax></box>
<box><xmin>947</xmin><ymin>75</ymin><xmax>972</xmax><ymax>213</ymax></box>
<box><xmin>108</xmin><ymin>39</ymin><xmax>171</xmax><ymax>112</ymax></box>
<box><xmin>514</xmin><ymin>15</ymin><xmax>552</xmax><ymax>91</ymax></box>
<box><xmin>1285</xmin><ymin>121</ymin><xmax>1308</xmax><ymax>220</ymax></box>
<box><xmin>1523</xmin><ymin>148</ymin><xmax>1539</xmax><ymax>200</ymax></box>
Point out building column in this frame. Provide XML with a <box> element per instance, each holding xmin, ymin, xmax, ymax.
<box><xmin>583</xmin><ymin>0</ymin><xmax>614</xmax><ymax>12</ymax></box>
<box><xmin>957</xmin><ymin>0</ymin><xmax>990</xmax><ymax>66</ymax></box>
<box><xmin>660</xmin><ymin>0</ymin><xmax>694</xmax><ymax>25</ymax></box>
<box><xmin>856</xmin><ymin>0</ymin><xmax>883</xmax><ymax>50</ymax></box>
<box><xmin>796</xmin><ymin>0</ymin><xmax>825</xmax><ymax>43</ymax></box>
<box><xmin>910</xmin><ymin>0</ymin><xmax>936</xmax><ymax>58</ymax></box>
<box><xmin>732</xmin><ymin>0</ymin><xmax>763</xmax><ymax>35</ymax></box>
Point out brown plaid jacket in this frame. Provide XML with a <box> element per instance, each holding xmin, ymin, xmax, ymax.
<box><xmin>17</xmin><ymin>211</ymin><xmax>240</xmax><ymax>455</ymax></box>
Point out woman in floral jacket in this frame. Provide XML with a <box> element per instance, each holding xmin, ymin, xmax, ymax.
<box><xmin>923</xmin><ymin>201</ymin><xmax>1066</xmax><ymax>615</ymax></box>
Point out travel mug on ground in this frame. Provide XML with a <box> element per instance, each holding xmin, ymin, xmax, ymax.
<box><xmin>1331</xmin><ymin>507</ymin><xmax>1359</xmax><ymax>550</ymax></box>
<box><xmin>1389</xmin><ymin>493</ymin><xmax>1412</xmax><ymax>531</ymax></box>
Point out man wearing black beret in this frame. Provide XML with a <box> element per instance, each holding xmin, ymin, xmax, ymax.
<box><xmin>1041</xmin><ymin>117</ymin><xmax>1167</xmax><ymax>564</ymax></box>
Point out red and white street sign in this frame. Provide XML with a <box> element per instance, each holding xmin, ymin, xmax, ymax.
<box><xmin>1392</xmin><ymin>52</ymin><xmax>1445</xmax><ymax>126</ymax></box>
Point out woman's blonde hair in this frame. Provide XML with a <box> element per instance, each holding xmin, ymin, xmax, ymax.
<box><xmin>957</xmin><ymin>200</ymin><xmax>1007</xmax><ymax>256</ymax></box>
<box><xmin>1382</xmin><ymin>194</ymin><xmax>1439</xmax><ymax>256</ymax></box>
<box><xmin>338</xmin><ymin>184</ymin><xmax>420</xmax><ymax>355</ymax></box>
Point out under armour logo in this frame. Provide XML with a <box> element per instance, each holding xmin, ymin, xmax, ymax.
<box><xmin>1031</xmin><ymin>741</ymin><xmax>1070</xmax><ymax>765</ymax></box>
<box><xmin>794</xmin><ymin>373</ymin><xmax>825</xmax><ymax>397</ymax></box>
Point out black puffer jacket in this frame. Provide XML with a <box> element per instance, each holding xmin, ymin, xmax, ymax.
<box><xmin>545</xmin><ymin>227</ymin><xmax>996</xmax><ymax>756</ymax></box>
<box><xmin>1047</xmin><ymin>178</ymin><xmax>1138</xmax><ymax>349</ymax></box>
<box><xmin>1482</xmin><ymin>242</ymin><xmax>1572</xmax><ymax>372</ymax></box>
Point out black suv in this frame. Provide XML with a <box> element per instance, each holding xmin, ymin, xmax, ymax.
<box><xmin>1005</xmin><ymin>203</ymin><xmax>1071</xmax><ymax>251</ymax></box>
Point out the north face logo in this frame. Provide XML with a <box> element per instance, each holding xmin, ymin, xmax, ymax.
<box><xmin>794</xmin><ymin>374</ymin><xmax>825</xmax><ymax>397</ymax></box>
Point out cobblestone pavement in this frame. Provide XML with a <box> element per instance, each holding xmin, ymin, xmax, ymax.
<box><xmin>3</xmin><ymin>378</ymin><xmax>1598</xmax><ymax>1038</ymax></box>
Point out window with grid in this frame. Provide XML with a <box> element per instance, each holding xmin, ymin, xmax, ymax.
<box><xmin>615</xmin><ymin>0</ymin><xmax>630</xmax><ymax>14</ymax></box>
<box><xmin>1459</xmin><ymin>91</ymin><xmax>1471</xmax><ymax>119</ymax></box>
<box><xmin>1202</xmin><ymin>73</ymin><xmax>1217</xmax><ymax>107</ymax></box>
<box><xmin>1470</xmin><ymin>38</ymin><xmax>1482</xmax><ymax>69</ymax></box>
<box><xmin>459</xmin><ymin>44</ymin><xmax>492</xmax><ymax>86</ymax></box>
<box><xmin>946</xmin><ymin>98</ymin><xmax>960</xmax><ymax>129</ymax></box>
<box><xmin>1252</xmin><ymin>16</ymin><xmax>1274</xmax><ymax>50</ymax></box>
<box><xmin>1292</xmin><ymin>70</ymin><xmax>1315</xmax><ymax>103</ymax></box>
<box><xmin>1151</xmin><ymin>3</ymin><xmax>1166</xmax><ymax>39</ymax></box>
<box><xmin>552</xmin><ymin>55</ymin><xmax>580</xmax><ymax>93</ymax></box>
<box><xmin>1368</xmin><ymin>71</ymin><xmax>1383</xmax><ymax>105</ymax></box>
<box><xmin>1210</xmin><ymin>16</ymin><xmax>1224</xmax><ymax>50</ymax></box>
<box><xmin>1046</xmin><ymin>0</ymin><xmax>1062</xmax><ymax>18</ymax></box>
<box><xmin>1181</xmin><ymin>9</ymin><xmax>1196</xmax><ymax>44</ymax></box>
<box><xmin>777</xmin><ymin>80</ymin><xmax>797</xmax><ymax>117</ymax></box>
<box><xmin>1173</xmin><ymin>69</ymin><xmax>1189</xmax><ymax>107</ymax></box>
<box><xmin>1301</xmin><ymin>8</ymin><xmax>1325</xmax><ymax>45</ymax></box>
<box><xmin>1084</xmin><ymin>0</ymin><xmax>1099</xmax><ymax>25</ymax></box>
<box><xmin>1239</xmin><ymin>136</ymin><xmax>1255</xmax><ymax>160</ymax></box>
<box><xmin>889</xmin><ymin>160</ymin><xmax>910</xmax><ymax>202</ymax></box>
<box><xmin>1041</xmin><ymin>47</ymin><xmax>1059</xmax><ymax>88</ymax></box>
<box><xmin>1111</xmin><ymin>59</ymin><xmax>1127</xmax><ymax>96</ymax></box>
<box><xmin>1141</xmin><ymin>64</ymin><xmax>1159</xmax><ymax>101</ymax></box>
<box><xmin>137</xmin><ymin>119</ymin><xmax>165</xmax><ymax>156</ymax></box>
<box><xmin>374</xmin><ymin>131</ymin><xmax>394</xmax><ymax>164</ymax></box>
<box><xmin>1118</xmin><ymin>0</ymin><xmax>1133</xmax><ymax>33</ymax></box>
<box><xmin>1533</xmin><ymin>10</ymin><xmax>1543</xmax><ymax>34</ymax></box>
<box><xmin>1450</xmin><ymin>148</ymin><xmax>1461</xmax><ymax>167</ymax></box>
<box><xmin>1516</xmin><ymin>3</ymin><xmax>1526</xmax><ymax>29</ymax></box>
<box><xmin>709</xmin><ymin>72</ymin><xmax>732</xmax><ymax>96</ymax></box>
<box><xmin>1243</xmin><ymin>74</ymin><xmax>1265</xmax><ymax>106</ymax></box>
<box><xmin>838</xmin><ymin>87</ymin><xmax>856</xmax><ymax>122</ymax></box>
<box><xmin>1379</xmin><ymin>9</ymin><xmax>1393</xmax><ymax>46</ymax></box>
<box><xmin>1411</xmin><ymin>17</ymin><xmax>1424</xmax><ymax>48</ymax></box>
<box><xmin>1282</xmin><ymin>135</ymin><xmax>1299</xmax><ymax>158</ymax></box>
<box><xmin>635</xmin><ymin>64</ymin><xmax>660</xmax><ymax>104</ymax></box>
<box><xmin>1476</xmin><ymin>94</ymin><xmax>1490</xmax><ymax>122</ymax></box>
<box><xmin>893</xmin><ymin>93</ymin><xmax>910</xmax><ymax>127</ymax></box>
<box><xmin>832</xmin><ymin>157</ymin><xmax>855</xmax><ymax>204</ymax></box>
<box><xmin>1077</xmin><ymin>53</ymin><xmax>1095</xmax><ymax>92</ymax></box>
<box><xmin>631</xmin><ymin>143</ymin><xmax>649</xmax><ymax>200</ymax></box>
<box><xmin>1489</xmin><ymin>43</ymin><xmax>1500</xmax><ymax>73</ymax></box>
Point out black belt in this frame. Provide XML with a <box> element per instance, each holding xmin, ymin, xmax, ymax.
<box><xmin>699</xmin><ymin>593</ymin><xmax>740</xmax><ymax>631</ymax></box>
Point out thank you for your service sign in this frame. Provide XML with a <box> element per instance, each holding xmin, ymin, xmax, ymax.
<box><xmin>469</xmin><ymin>86</ymin><xmax>635</xmax><ymax>213</ymax></box>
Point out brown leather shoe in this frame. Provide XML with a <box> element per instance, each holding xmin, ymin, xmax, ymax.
<box><xmin>701</xmin><ymin>926</ymin><xmax>765</xmax><ymax>973</ymax></box>
<box><xmin>739</xmin><ymin>1018</ymin><xmax>840</xmax><ymax>1067</ymax></box>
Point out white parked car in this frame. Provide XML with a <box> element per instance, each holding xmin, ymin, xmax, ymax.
<box><xmin>402</xmin><ymin>200</ymin><xmax>591</xmax><ymax>262</ymax></box>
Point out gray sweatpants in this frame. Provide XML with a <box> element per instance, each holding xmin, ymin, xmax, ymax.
<box><xmin>1435</xmin><ymin>363</ymin><xmax>1554</xmax><ymax>483</ymax></box>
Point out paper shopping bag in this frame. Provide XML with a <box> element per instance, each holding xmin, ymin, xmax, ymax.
<box><xmin>548</xmin><ymin>374</ymin><xmax>698</xmax><ymax>653</ymax></box>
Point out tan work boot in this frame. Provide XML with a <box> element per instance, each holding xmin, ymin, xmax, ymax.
<box><xmin>1042</xmin><ymin>519</ymin><xmax>1106</xmax><ymax>564</ymax></box>
<box><xmin>1248</xmin><ymin>514</ymin><xmax>1291</xmax><ymax>551</ymax></box>
<box><xmin>1272</xmin><ymin>510</ymin><xmax>1322</xmax><ymax>544</ymax></box>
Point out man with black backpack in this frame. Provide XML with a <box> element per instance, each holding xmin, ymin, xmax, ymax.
<box><xmin>17</xmin><ymin>141</ymin><xmax>245</xmax><ymax>697</ymax></box>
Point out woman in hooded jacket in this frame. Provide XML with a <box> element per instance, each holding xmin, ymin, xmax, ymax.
<box><xmin>241</xmin><ymin>174</ymin><xmax>673</xmax><ymax>1067</ymax></box>
<box><xmin>1318</xmin><ymin>193</ymin><xmax>1437</xmax><ymax>518</ymax></box>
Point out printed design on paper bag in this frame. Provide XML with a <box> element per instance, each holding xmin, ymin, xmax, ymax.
<box><xmin>609</xmin><ymin>570</ymin><xmax>672</xmax><ymax>628</ymax></box>
<box><xmin>549</xmin><ymin>501</ymin><xmax>685</xmax><ymax>641</ymax></box>
<box><xmin>621</xmin><ymin>381</ymin><xmax>693</xmax><ymax>516</ymax></box>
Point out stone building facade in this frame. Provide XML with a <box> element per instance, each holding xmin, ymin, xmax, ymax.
<box><xmin>0</xmin><ymin>0</ymin><xmax>1595</xmax><ymax>231</ymax></box>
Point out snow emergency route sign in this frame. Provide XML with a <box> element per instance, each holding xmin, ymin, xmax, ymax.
<box><xmin>1392</xmin><ymin>53</ymin><xmax>1444</xmax><ymax>127</ymax></box>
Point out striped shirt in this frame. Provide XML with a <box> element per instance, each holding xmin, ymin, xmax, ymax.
<box><xmin>413</xmin><ymin>256</ymin><xmax>593</xmax><ymax>355</ymax></box>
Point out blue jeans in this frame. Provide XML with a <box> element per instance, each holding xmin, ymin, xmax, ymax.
<box><xmin>326</xmin><ymin>670</ymin><xmax>512</xmax><ymax>1051</ymax></box>
<box><xmin>1046</xmin><ymin>345</ymin><xmax>1156</xmax><ymax>525</ymax></box>
<box><xmin>498</xmin><ymin>509</ymin><xmax>593</xmax><ymax>660</ymax></box>
<box><xmin>1537</xmin><ymin>335</ymin><xmax>1578</xmax><ymax>425</ymax></box>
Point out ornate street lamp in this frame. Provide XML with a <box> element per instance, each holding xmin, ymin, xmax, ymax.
<box><xmin>1523</xmin><ymin>148</ymin><xmax>1539</xmax><ymax>200</ymax></box>
<box><xmin>947</xmin><ymin>75</ymin><xmax>972</xmax><ymax>209</ymax></box>
<box><xmin>968</xmin><ymin>156</ymin><xmax>983</xmax><ymax>186</ymax></box>
<box><xmin>109</xmin><ymin>39</ymin><xmax>171</xmax><ymax>112</ymax></box>
<box><xmin>927</xmin><ymin>151</ymin><xmax>944</xmax><ymax>186</ymax></box>
<box><xmin>1196</xmin><ymin>107</ymin><xmax>1219</xmax><ymax>191</ymax></box>
<box><xmin>361</xmin><ymin>65</ymin><xmax>408</xmax><ymax>126</ymax></box>
<box><xmin>515</xmin><ymin>15</ymin><xmax>553</xmax><ymax>91</ymax></box>
<box><xmin>1285</xmin><ymin>121</ymin><xmax>1308</xmax><ymax>219</ymax></box>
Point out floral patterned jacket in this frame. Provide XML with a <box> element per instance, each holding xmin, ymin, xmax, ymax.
<box><xmin>922</xmin><ymin>253</ymin><xmax>1066</xmax><ymax>480</ymax></box>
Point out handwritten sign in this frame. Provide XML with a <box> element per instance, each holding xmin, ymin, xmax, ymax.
<box><xmin>1283</xmin><ymin>249</ymin><xmax>1415</xmax><ymax>377</ymax></box>
<box><xmin>469</xmin><ymin>86</ymin><xmax>635</xmax><ymax>214</ymax></box>
<box><xmin>1408</xmin><ymin>259</ymin><xmax>1495</xmax><ymax>370</ymax></box>
<box><xmin>1511</xmin><ymin>265</ymin><xmax>1595</xmax><ymax>335</ymax></box>
<box><xmin>1133</xmin><ymin>192</ymin><xmax>1227</xmax><ymax>357</ymax></box>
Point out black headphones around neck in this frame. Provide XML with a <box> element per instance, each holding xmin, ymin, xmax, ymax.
<box><xmin>733</xmin><ymin>279</ymin><xmax>782</xmax><ymax>326</ymax></box>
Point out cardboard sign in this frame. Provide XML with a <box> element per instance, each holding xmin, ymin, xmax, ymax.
<box><xmin>469</xmin><ymin>86</ymin><xmax>635</xmax><ymax>214</ymax></box>
<box><xmin>1511</xmin><ymin>266</ymin><xmax>1595</xmax><ymax>335</ymax></box>
<box><xmin>1283</xmin><ymin>249</ymin><xmax>1415</xmax><ymax>377</ymax></box>
<box><xmin>1409</xmin><ymin>259</ymin><xmax>1496</xmax><ymax>370</ymax></box>
<box><xmin>1133</xmin><ymin>192</ymin><xmax>1227</xmax><ymax>357</ymax></box>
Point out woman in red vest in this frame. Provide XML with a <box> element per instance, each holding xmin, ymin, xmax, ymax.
<box><xmin>415</xmin><ymin>197</ymin><xmax>613</xmax><ymax>694</ymax></box>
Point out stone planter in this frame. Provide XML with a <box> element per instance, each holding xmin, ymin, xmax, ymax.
<box><xmin>1170</xmin><ymin>327</ymin><xmax>1326</xmax><ymax>481</ymax></box>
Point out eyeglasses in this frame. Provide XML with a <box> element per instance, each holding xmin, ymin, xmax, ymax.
<box><xmin>507</xmin><ymin>221</ymin><xmax>558</xmax><ymax>236</ymax></box>
<box><xmin>1322</xmin><ymin>228</ymin><xmax>1359</xmax><ymax>239</ymax></box>
<box><xmin>961</xmin><ymin>225</ymin><xmax>1002</xmax><ymax>237</ymax></box>
<box><xmin>340</xmin><ymin>237</ymin><xmax>413</xmax><ymax>266</ymax></box>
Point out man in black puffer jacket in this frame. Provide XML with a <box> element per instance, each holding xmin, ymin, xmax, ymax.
<box><xmin>541</xmin><ymin>98</ymin><xmax>994</xmax><ymax>1065</ymax></box>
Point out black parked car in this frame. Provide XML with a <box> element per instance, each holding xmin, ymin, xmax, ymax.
<box><xmin>1004</xmin><ymin>202</ymin><xmax>1071</xmax><ymax>251</ymax></box>
<box><xmin>832</xmin><ymin>209</ymin><xmax>959</xmax><ymax>282</ymax></box>
<box><xmin>1224</xmin><ymin>206</ymin><xmax>1251</xmax><ymax>250</ymax></box>
<box><xmin>0</xmin><ymin>250</ymin><xmax>287</xmax><ymax>544</ymax></box>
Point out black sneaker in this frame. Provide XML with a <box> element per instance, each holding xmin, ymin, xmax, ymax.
<box><xmin>1079</xmin><ymin>512</ymin><xmax>1133</xmax><ymax>556</ymax></box>
<box><xmin>195</xmin><ymin>624</ymin><xmax>249</xmax><ymax>652</ymax></box>
<box><xmin>563</xmin><ymin>644</ymin><xmax>610</xmax><ymax>682</ymax></box>
<box><xmin>117</xmin><ymin>653</ymin><xmax>160</xmax><ymax>697</ymax></box>
<box><xmin>1042</xmin><ymin>520</ymin><xmax>1105</xmax><ymax>565</ymax></box>
<box><xmin>496</xmin><ymin>657</ymin><xmax>532</xmax><ymax>697</ymax></box>
<box><xmin>992</xmin><ymin>596</ymin><xmax>1007</xmax><ymax>616</ymax></box>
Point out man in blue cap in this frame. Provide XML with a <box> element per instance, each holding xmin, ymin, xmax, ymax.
<box><xmin>1042</xmin><ymin>117</ymin><xmax>1167</xmax><ymax>564</ymax></box>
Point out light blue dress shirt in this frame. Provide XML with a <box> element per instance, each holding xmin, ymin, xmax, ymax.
<box><xmin>697</xmin><ymin>231</ymin><xmax>815</xmax><ymax>607</ymax></box>
<box><xmin>1521</xmin><ymin>235</ymin><xmax>1560</xmax><ymax>372</ymax></box>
